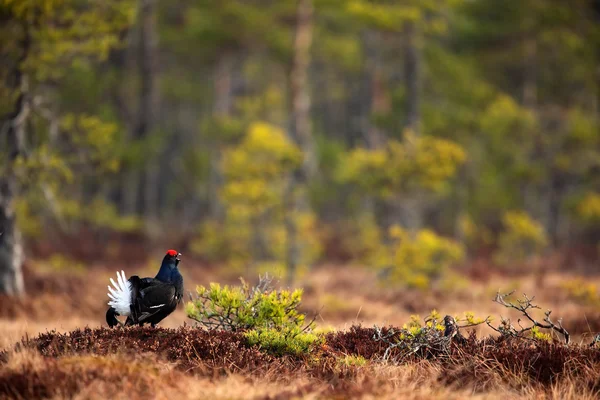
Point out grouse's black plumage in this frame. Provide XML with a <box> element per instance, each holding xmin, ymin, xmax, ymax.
<box><xmin>106</xmin><ymin>249</ymin><xmax>183</xmax><ymax>328</ymax></box>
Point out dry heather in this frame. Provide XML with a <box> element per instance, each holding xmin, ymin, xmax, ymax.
<box><xmin>1</xmin><ymin>326</ymin><xmax>600</xmax><ymax>399</ymax></box>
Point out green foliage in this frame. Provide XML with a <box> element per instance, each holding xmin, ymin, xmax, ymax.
<box><xmin>400</xmin><ymin>311</ymin><xmax>445</xmax><ymax>337</ymax></box>
<box><xmin>186</xmin><ymin>280</ymin><xmax>305</xmax><ymax>331</ymax></box>
<box><xmin>494</xmin><ymin>211</ymin><xmax>548</xmax><ymax>266</ymax></box>
<box><xmin>4</xmin><ymin>0</ymin><xmax>600</xmax><ymax>263</ymax></box>
<box><xmin>338</xmin><ymin>132</ymin><xmax>466</xmax><ymax>197</ymax></box>
<box><xmin>530</xmin><ymin>326</ymin><xmax>551</xmax><ymax>343</ymax></box>
<box><xmin>245</xmin><ymin>327</ymin><xmax>322</xmax><ymax>357</ymax></box>
<box><xmin>480</xmin><ymin>95</ymin><xmax>536</xmax><ymax>141</ymax></box>
<box><xmin>1</xmin><ymin>0</ymin><xmax>134</xmax><ymax>81</ymax></box>
<box><xmin>1</xmin><ymin>0</ymin><xmax>135</xmax><ymax>239</ymax></box>
<box><xmin>389</xmin><ymin>226</ymin><xmax>465</xmax><ymax>289</ymax></box>
<box><xmin>186</xmin><ymin>276</ymin><xmax>320</xmax><ymax>356</ymax></box>
<box><xmin>340</xmin><ymin>215</ymin><xmax>464</xmax><ymax>289</ymax></box>
<box><xmin>337</xmin><ymin>354</ymin><xmax>367</xmax><ymax>367</ymax></box>
<box><xmin>191</xmin><ymin>122</ymin><xmax>321</xmax><ymax>277</ymax></box>
<box><xmin>221</xmin><ymin>121</ymin><xmax>302</xmax><ymax>214</ymax></box>
<box><xmin>576</xmin><ymin>193</ymin><xmax>600</xmax><ymax>224</ymax></box>
<box><xmin>346</xmin><ymin>1</ymin><xmax>420</xmax><ymax>30</ymax></box>
<box><xmin>462</xmin><ymin>312</ymin><xmax>487</xmax><ymax>326</ymax></box>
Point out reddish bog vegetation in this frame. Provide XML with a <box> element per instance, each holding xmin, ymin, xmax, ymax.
<box><xmin>2</xmin><ymin>326</ymin><xmax>600</xmax><ymax>399</ymax></box>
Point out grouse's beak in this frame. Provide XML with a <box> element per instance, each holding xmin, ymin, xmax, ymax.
<box><xmin>176</xmin><ymin>252</ymin><xmax>182</xmax><ymax>262</ymax></box>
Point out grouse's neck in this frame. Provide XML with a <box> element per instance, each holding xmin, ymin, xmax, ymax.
<box><xmin>155</xmin><ymin>261</ymin><xmax>183</xmax><ymax>286</ymax></box>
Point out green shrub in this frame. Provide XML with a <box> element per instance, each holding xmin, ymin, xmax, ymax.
<box><xmin>245</xmin><ymin>327</ymin><xmax>322</xmax><ymax>357</ymax></box>
<box><xmin>186</xmin><ymin>276</ymin><xmax>321</xmax><ymax>356</ymax></box>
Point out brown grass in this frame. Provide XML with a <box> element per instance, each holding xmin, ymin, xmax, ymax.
<box><xmin>2</xmin><ymin>325</ymin><xmax>600</xmax><ymax>399</ymax></box>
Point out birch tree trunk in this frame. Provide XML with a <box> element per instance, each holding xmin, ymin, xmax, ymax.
<box><xmin>286</xmin><ymin>0</ymin><xmax>314</xmax><ymax>285</ymax></box>
<box><xmin>0</xmin><ymin>27</ymin><xmax>29</xmax><ymax>296</ymax></box>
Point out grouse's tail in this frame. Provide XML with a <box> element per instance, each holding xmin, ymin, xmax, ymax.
<box><xmin>106</xmin><ymin>307</ymin><xmax>121</xmax><ymax>327</ymax></box>
<box><xmin>107</xmin><ymin>270</ymin><xmax>132</xmax><ymax>317</ymax></box>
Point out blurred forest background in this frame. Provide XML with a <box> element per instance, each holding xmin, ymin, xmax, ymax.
<box><xmin>2</xmin><ymin>0</ymin><xmax>600</xmax><ymax>296</ymax></box>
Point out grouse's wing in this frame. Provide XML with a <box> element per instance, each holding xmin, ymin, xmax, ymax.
<box><xmin>138</xmin><ymin>277</ymin><xmax>163</xmax><ymax>289</ymax></box>
<box><xmin>132</xmin><ymin>283</ymin><xmax>177</xmax><ymax>323</ymax></box>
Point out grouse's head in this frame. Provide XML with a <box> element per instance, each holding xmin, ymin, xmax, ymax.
<box><xmin>164</xmin><ymin>249</ymin><xmax>181</xmax><ymax>265</ymax></box>
<box><xmin>156</xmin><ymin>249</ymin><xmax>182</xmax><ymax>282</ymax></box>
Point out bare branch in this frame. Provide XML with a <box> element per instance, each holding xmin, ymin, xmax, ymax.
<box><xmin>492</xmin><ymin>291</ymin><xmax>569</xmax><ymax>344</ymax></box>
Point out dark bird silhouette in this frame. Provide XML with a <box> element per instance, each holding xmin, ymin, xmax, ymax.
<box><xmin>106</xmin><ymin>249</ymin><xmax>183</xmax><ymax>328</ymax></box>
<box><xmin>443</xmin><ymin>315</ymin><xmax>466</xmax><ymax>344</ymax></box>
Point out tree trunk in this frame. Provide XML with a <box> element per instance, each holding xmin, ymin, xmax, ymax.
<box><xmin>286</xmin><ymin>0</ymin><xmax>314</xmax><ymax>286</ymax></box>
<box><xmin>522</xmin><ymin>38</ymin><xmax>537</xmax><ymax>110</ymax></box>
<box><xmin>0</xmin><ymin>140</ymin><xmax>25</xmax><ymax>296</ymax></box>
<box><xmin>403</xmin><ymin>21</ymin><xmax>421</xmax><ymax>135</ymax></box>
<box><xmin>138</xmin><ymin>0</ymin><xmax>160</xmax><ymax>223</ymax></box>
<box><xmin>0</xmin><ymin>27</ymin><xmax>29</xmax><ymax>296</ymax></box>
<box><xmin>289</xmin><ymin>0</ymin><xmax>316</xmax><ymax>179</ymax></box>
<box><xmin>399</xmin><ymin>22</ymin><xmax>423</xmax><ymax>233</ymax></box>
<box><xmin>208</xmin><ymin>52</ymin><xmax>235</xmax><ymax>221</ymax></box>
<box><xmin>363</xmin><ymin>30</ymin><xmax>386</xmax><ymax>149</ymax></box>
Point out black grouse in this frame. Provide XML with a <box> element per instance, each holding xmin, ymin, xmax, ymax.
<box><xmin>106</xmin><ymin>249</ymin><xmax>184</xmax><ymax>327</ymax></box>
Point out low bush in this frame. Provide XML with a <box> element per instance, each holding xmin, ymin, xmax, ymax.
<box><xmin>186</xmin><ymin>275</ymin><xmax>321</xmax><ymax>356</ymax></box>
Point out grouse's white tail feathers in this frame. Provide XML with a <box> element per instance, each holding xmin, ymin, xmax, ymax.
<box><xmin>107</xmin><ymin>270</ymin><xmax>132</xmax><ymax>316</ymax></box>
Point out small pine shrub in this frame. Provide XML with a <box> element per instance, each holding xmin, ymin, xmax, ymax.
<box><xmin>186</xmin><ymin>276</ymin><xmax>321</xmax><ymax>356</ymax></box>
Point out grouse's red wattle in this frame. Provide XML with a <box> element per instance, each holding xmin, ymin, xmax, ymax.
<box><xmin>106</xmin><ymin>250</ymin><xmax>184</xmax><ymax>328</ymax></box>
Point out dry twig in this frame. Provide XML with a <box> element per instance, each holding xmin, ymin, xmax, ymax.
<box><xmin>487</xmin><ymin>291</ymin><xmax>569</xmax><ymax>344</ymax></box>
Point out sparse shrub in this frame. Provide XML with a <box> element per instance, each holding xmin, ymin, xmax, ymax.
<box><xmin>488</xmin><ymin>291</ymin><xmax>569</xmax><ymax>344</ymax></box>
<box><xmin>186</xmin><ymin>276</ymin><xmax>321</xmax><ymax>356</ymax></box>
<box><xmin>373</xmin><ymin>310</ymin><xmax>487</xmax><ymax>361</ymax></box>
<box><xmin>494</xmin><ymin>210</ymin><xmax>548</xmax><ymax>266</ymax></box>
